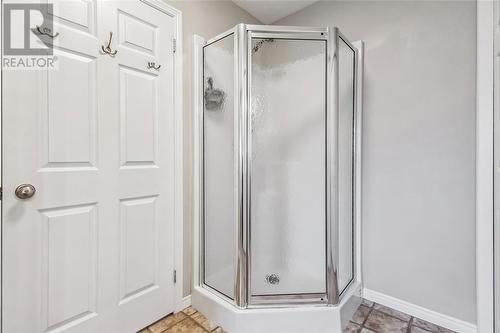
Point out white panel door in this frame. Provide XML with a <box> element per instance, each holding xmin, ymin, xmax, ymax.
<box><xmin>2</xmin><ymin>1</ymin><xmax>177</xmax><ymax>332</ymax></box>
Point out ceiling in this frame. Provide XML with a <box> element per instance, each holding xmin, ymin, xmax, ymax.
<box><xmin>232</xmin><ymin>0</ymin><xmax>319</xmax><ymax>24</ymax></box>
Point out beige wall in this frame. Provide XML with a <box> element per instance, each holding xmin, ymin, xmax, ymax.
<box><xmin>164</xmin><ymin>0</ymin><xmax>260</xmax><ymax>297</ymax></box>
<box><xmin>277</xmin><ymin>0</ymin><xmax>477</xmax><ymax>324</ymax></box>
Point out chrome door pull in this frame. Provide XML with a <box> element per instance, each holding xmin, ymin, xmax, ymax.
<box><xmin>15</xmin><ymin>184</ymin><xmax>36</xmax><ymax>199</ymax></box>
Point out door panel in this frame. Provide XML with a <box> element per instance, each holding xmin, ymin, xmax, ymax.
<box><xmin>3</xmin><ymin>1</ymin><xmax>177</xmax><ymax>332</ymax></box>
<box><xmin>49</xmin><ymin>0</ymin><xmax>96</xmax><ymax>34</ymax></box>
<box><xmin>46</xmin><ymin>49</ymin><xmax>98</xmax><ymax>167</ymax></box>
<box><xmin>119</xmin><ymin>196</ymin><xmax>159</xmax><ymax>304</ymax></box>
<box><xmin>118</xmin><ymin>11</ymin><xmax>157</xmax><ymax>56</ymax></box>
<box><xmin>119</xmin><ymin>66</ymin><xmax>158</xmax><ymax>167</ymax></box>
<box><xmin>43</xmin><ymin>204</ymin><xmax>98</xmax><ymax>331</ymax></box>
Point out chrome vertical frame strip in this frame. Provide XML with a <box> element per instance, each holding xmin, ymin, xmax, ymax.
<box><xmin>246</xmin><ymin>29</ymin><xmax>254</xmax><ymax>306</ymax></box>
<box><xmin>234</xmin><ymin>24</ymin><xmax>248</xmax><ymax>308</ymax></box>
<box><xmin>198</xmin><ymin>38</ymin><xmax>206</xmax><ymax>293</ymax></box>
<box><xmin>337</xmin><ymin>31</ymin><xmax>359</xmax><ymax>297</ymax></box>
<box><xmin>326</xmin><ymin>27</ymin><xmax>340</xmax><ymax>305</ymax></box>
<box><xmin>193</xmin><ymin>35</ymin><xmax>205</xmax><ymax>291</ymax></box>
<box><xmin>351</xmin><ymin>40</ymin><xmax>364</xmax><ymax>295</ymax></box>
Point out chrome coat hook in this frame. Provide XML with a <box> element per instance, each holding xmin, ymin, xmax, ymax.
<box><xmin>101</xmin><ymin>32</ymin><xmax>118</xmax><ymax>57</ymax></box>
<box><xmin>36</xmin><ymin>25</ymin><xmax>59</xmax><ymax>38</ymax></box>
<box><xmin>147</xmin><ymin>61</ymin><xmax>161</xmax><ymax>70</ymax></box>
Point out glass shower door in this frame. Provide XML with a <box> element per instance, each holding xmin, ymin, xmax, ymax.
<box><xmin>203</xmin><ymin>33</ymin><xmax>236</xmax><ymax>300</ymax></box>
<box><xmin>249</xmin><ymin>37</ymin><xmax>327</xmax><ymax>300</ymax></box>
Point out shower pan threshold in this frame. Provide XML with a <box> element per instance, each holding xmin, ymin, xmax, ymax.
<box><xmin>192</xmin><ymin>281</ymin><xmax>363</xmax><ymax>333</ymax></box>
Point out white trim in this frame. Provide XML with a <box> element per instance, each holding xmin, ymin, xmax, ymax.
<box><xmin>477</xmin><ymin>1</ymin><xmax>495</xmax><ymax>333</ymax></box>
<box><xmin>363</xmin><ymin>289</ymin><xmax>477</xmax><ymax>333</ymax></box>
<box><xmin>181</xmin><ymin>295</ymin><xmax>192</xmax><ymax>310</ymax></box>
<box><xmin>140</xmin><ymin>0</ymin><xmax>177</xmax><ymax>17</ymax></box>
<box><xmin>0</xmin><ymin>0</ymin><xmax>3</xmax><ymax>327</ymax></box>
<box><xmin>173</xmin><ymin>6</ymin><xmax>184</xmax><ymax>313</ymax></box>
<box><xmin>142</xmin><ymin>0</ymin><xmax>185</xmax><ymax>313</ymax></box>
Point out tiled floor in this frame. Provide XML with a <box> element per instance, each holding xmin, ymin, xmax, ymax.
<box><xmin>138</xmin><ymin>299</ymin><xmax>455</xmax><ymax>333</ymax></box>
<box><xmin>345</xmin><ymin>299</ymin><xmax>456</xmax><ymax>333</ymax></box>
<box><xmin>138</xmin><ymin>306</ymin><xmax>225</xmax><ymax>333</ymax></box>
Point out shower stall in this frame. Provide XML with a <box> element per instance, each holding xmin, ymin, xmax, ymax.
<box><xmin>192</xmin><ymin>24</ymin><xmax>363</xmax><ymax>333</ymax></box>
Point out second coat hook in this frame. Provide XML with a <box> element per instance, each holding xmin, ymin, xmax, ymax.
<box><xmin>147</xmin><ymin>62</ymin><xmax>161</xmax><ymax>70</ymax></box>
<box><xmin>101</xmin><ymin>32</ymin><xmax>118</xmax><ymax>57</ymax></box>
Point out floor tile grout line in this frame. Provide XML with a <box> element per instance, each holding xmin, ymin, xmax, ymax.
<box><xmin>163</xmin><ymin>315</ymin><xmax>211</xmax><ymax>333</ymax></box>
<box><xmin>357</xmin><ymin>301</ymin><xmax>452</xmax><ymax>333</ymax></box>
<box><xmin>192</xmin><ymin>310</ymin><xmax>221</xmax><ymax>332</ymax></box>
<box><xmin>370</xmin><ymin>304</ymin><xmax>413</xmax><ymax>324</ymax></box>
<box><xmin>187</xmin><ymin>311</ymin><xmax>212</xmax><ymax>332</ymax></box>
<box><xmin>191</xmin><ymin>317</ymin><xmax>211</xmax><ymax>333</ymax></box>
<box><xmin>356</xmin><ymin>302</ymin><xmax>374</xmax><ymax>331</ymax></box>
<box><xmin>190</xmin><ymin>311</ymin><xmax>220</xmax><ymax>332</ymax></box>
<box><xmin>183</xmin><ymin>308</ymin><xmax>222</xmax><ymax>332</ymax></box>
<box><xmin>361</xmin><ymin>306</ymin><xmax>375</xmax><ymax>327</ymax></box>
<box><xmin>147</xmin><ymin>310</ymin><xmax>190</xmax><ymax>333</ymax></box>
<box><xmin>360</xmin><ymin>302</ymin><xmax>414</xmax><ymax>333</ymax></box>
<box><xmin>146</xmin><ymin>312</ymin><xmax>177</xmax><ymax>331</ymax></box>
<box><xmin>407</xmin><ymin>317</ymin><xmax>414</xmax><ymax>333</ymax></box>
<box><xmin>157</xmin><ymin>316</ymin><xmax>191</xmax><ymax>333</ymax></box>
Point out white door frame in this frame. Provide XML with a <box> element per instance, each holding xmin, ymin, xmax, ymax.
<box><xmin>0</xmin><ymin>0</ymin><xmax>185</xmax><ymax>323</ymax></box>
<box><xmin>138</xmin><ymin>0</ymin><xmax>186</xmax><ymax>313</ymax></box>
<box><xmin>477</xmin><ymin>1</ymin><xmax>494</xmax><ymax>333</ymax></box>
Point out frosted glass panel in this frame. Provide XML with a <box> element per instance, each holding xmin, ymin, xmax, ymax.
<box><xmin>337</xmin><ymin>37</ymin><xmax>355</xmax><ymax>293</ymax></box>
<box><xmin>250</xmin><ymin>39</ymin><xmax>326</xmax><ymax>296</ymax></box>
<box><xmin>203</xmin><ymin>35</ymin><xmax>235</xmax><ymax>299</ymax></box>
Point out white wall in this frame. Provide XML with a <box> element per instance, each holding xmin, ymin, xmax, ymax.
<box><xmin>164</xmin><ymin>0</ymin><xmax>260</xmax><ymax>297</ymax></box>
<box><xmin>277</xmin><ymin>0</ymin><xmax>477</xmax><ymax>324</ymax></box>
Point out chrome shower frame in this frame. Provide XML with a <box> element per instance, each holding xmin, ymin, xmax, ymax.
<box><xmin>196</xmin><ymin>24</ymin><xmax>360</xmax><ymax>309</ymax></box>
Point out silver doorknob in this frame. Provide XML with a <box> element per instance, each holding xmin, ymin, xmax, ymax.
<box><xmin>15</xmin><ymin>184</ymin><xmax>36</xmax><ymax>199</ymax></box>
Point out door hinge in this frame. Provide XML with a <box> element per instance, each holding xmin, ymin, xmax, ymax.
<box><xmin>173</xmin><ymin>269</ymin><xmax>177</xmax><ymax>283</ymax></box>
<box><xmin>173</xmin><ymin>38</ymin><xmax>176</xmax><ymax>53</ymax></box>
<box><xmin>0</xmin><ymin>187</ymin><xmax>3</xmax><ymax>200</ymax></box>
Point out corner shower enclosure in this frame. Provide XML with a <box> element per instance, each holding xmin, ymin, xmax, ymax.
<box><xmin>193</xmin><ymin>24</ymin><xmax>362</xmax><ymax>332</ymax></box>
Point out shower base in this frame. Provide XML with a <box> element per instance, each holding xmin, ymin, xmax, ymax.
<box><xmin>192</xmin><ymin>281</ymin><xmax>362</xmax><ymax>333</ymax></box>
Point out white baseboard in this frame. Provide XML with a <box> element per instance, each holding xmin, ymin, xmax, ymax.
<box><xmin>181</xmin><ymin>295</ymin><xmax>192</xmax><ymax>310</ymax></box>
<box><xmin>363</xmin><ymin>288</ymin><xmax>477</xmax><ymax>333</ymax></box>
